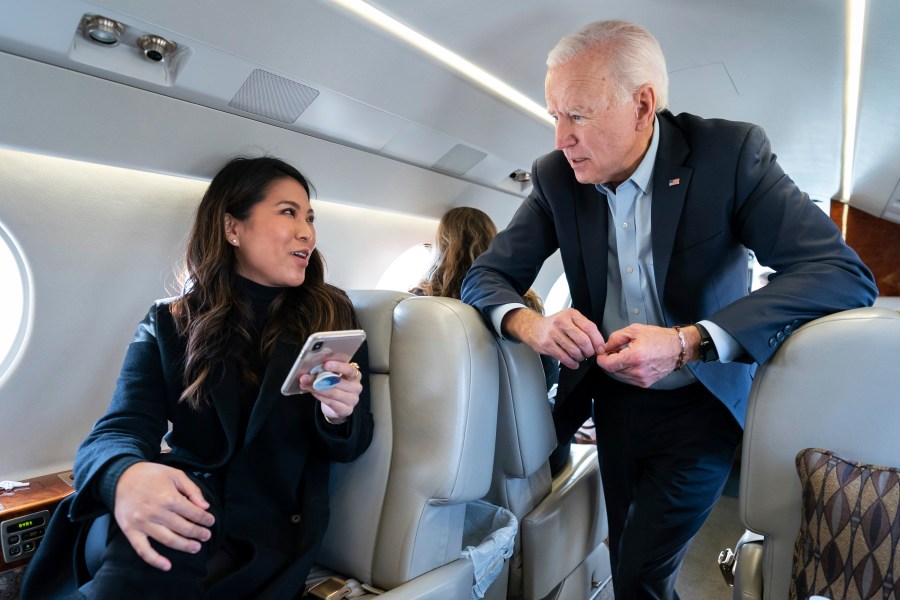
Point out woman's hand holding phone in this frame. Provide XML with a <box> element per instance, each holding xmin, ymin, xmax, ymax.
<box><xmin>298</xmin><ymin>359</ymin><xmax>364</xmax><ymax>424</ymax></box>
<box><xmin>281</xmin><ymin>330</ymin><xmax>366</xmax><ymax>424</ymax></box>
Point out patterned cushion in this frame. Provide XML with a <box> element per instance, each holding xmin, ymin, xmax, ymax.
<box><xmin>789</xmin><ymin>448</ymin><xmax>900</xmax><ymax>600</ymax></box>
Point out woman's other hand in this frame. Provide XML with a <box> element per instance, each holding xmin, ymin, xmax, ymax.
<box><xmin>113</xmin><ymin>462</ymin><xmax>216</xmax><ymax>571</ymax></box>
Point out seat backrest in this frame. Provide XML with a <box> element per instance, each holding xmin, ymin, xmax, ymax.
<box><xmin>316</xmin><ymin>291</ymin><xmax>500</xmax><ymax>591</ymax></box>
<box><xmin>482</xmin><ymin>338</ymin><xmax>557</xmax><ymax>599</ymax></box>
<box><xmin>739</xmin><ymin>306</ymin><xmax>900</xmax><ymax>599</ymax></box>
<box><xmin>486</xmin><ymin>336</ymin><xmax>612</xmax><ymax>600</ymax></box>
<box><xmin>485</xmin><ymin>338</ymin><xmax>556</xmax><ymax>520</ymax></box>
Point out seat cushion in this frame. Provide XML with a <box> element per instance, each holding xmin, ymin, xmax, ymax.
<box><xmin>789</xmin><ymin>448</ymin><xmax>900</xmax><ymax>600</ymax></box>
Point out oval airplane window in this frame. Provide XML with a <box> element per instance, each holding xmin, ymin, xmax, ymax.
<box><xmin>544</xmin><ymin>272</ymin><xmax>571</xmax><ymax>315</ymax></box>
<box><xmin>376</xmin><ymin>243</ymin><xmax>434</xmax><ymax>292</ymax></box>
<box><xmin>0</xmin><ymin>222</ymin><xmax>30</xmax><ymax>383</ymax></box>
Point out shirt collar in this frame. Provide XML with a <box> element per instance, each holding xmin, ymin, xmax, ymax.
<box><xmin>596</xmin><ymin>114</ymin><xmax>660</xmax><ymax>197</ymax></box>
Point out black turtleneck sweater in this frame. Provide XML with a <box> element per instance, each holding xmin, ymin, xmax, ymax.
<box><xmin>234</xmin><ymin>276</ymin><xmax>287</xmax><ymax>441</ymax></box>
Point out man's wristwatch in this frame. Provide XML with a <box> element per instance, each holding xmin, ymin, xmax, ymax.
<box><xmin>694</xmin><ymin>323</ymin><xmax>719</xmax><ymax>362</ymax></box>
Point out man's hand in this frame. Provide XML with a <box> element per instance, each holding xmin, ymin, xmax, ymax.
<box><xmin>596</xmin><ymin>323</ymin><xmax>700</xmax><ymax>387</ymax></box>
<box><xmin>503</xmin><ymin>307</ymin><xmax>605</xmax><ymax>369</ymax></box>
<box><xmin>113</xmin><ymin>462</ymin><xmax>216</xmax><ymax>571</ymax></box>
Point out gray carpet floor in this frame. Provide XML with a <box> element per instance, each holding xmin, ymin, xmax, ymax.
<box><xmin>674</xmin><ymin>494</ymin><xmax>744</xmax><ymax>600</ymax></box>
<box><xmin>596</xmin><ymin>494</ymin><xmax>744</xmax><ymax>600</ymax></box>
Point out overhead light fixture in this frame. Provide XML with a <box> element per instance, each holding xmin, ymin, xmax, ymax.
<box><xmin>839</xmin><ymin>0</ymin><xmax>867</xmax><ymax>204</ymax></box>
<box><xmin>327</xmin><ymin>0</ymin><xmax>553</xmax><ymax>127</ymax></box>
<box><xmin>509</xmin><ymin>169</ymin><xmax>531</xmax><ymax>183</ymax></box>
<box><xmin>137</xmin><ymin>34</ymin><xmax>177</xmax><ymax>62</ymax></box>
<box><xmin>82</xmin><ymin>15</ymin><xmax>125</xmax><ymax>47</ymax></box>
<box><xmin>501</xmin><ymin>169</ymin><xmax>533</xmax><ymax>194</ymax></box>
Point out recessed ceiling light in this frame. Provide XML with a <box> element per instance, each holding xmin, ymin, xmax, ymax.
<box><xmin>82</xmin><ymin>15</ymin><xmax>124</xmax><ymax>47</ymax></box>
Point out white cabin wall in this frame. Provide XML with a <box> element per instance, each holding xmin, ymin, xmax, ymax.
<box><xmin>0</xmin><ymin>48</ymin><xmax>550</xmax><ymax>288</ymax></box>
<box><xmin>0</xmin><ymin>148</ymin><xmax>439</xmax><ymax>481</ymax></box>
<box><xmin>0</xmin><ymin>150</ymin><xmax>201</xmax><ymax>480</ymax></box>
<box><xmin>0</xmin><ymin>51</ymin><xmax>518</xmax><ymax>220</ymax></box>
<box><xmin>314</xmin><ymin>203</ymin><xmax>437</xmax><ymax>290</ymax></box>
<box><xmin>0</xmin><ymin>51</ymin><xmax>564</xmax><ymax>480</ymax></box>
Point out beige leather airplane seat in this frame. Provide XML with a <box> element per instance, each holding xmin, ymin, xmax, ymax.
<box><xmin>729</xmin><ymin>306</ymin><xmax>900</xmax><ymax>600</ymax></box>
<box><xmin>313</xmin><ymin>291</ymin><xmax>503</xmax><ymax>599</ymax></box>
<box><xmin>482</xmin><ymin>335</ymin><xmax>611</xmax><ymax>600</ymax></box>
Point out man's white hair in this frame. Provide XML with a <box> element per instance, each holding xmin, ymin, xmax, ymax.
<box><xmin>547</xmin><ymin>20</ymin><xmax>669</xmax><ymax>112</ymax></box>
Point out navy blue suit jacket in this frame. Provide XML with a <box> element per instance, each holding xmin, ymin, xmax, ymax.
<box><xmin>462</xmin><ymin>111</ymin><xmax>876</xmax><ymax>436</ymax></box>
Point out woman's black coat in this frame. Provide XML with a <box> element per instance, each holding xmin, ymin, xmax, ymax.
<box><xmin>22</xmin><ymin>298</ymin><xmax>374</xmax><ymax>598</ymax></box>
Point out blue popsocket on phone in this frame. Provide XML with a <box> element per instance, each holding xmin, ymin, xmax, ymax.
<box><xmin>281</xmin><ymin>330</ymin><xmax>366</xmax><ymax>397</ymax></box>
<box><xmin>310</xmin><ymin>364</ymin><xmax>342</xmax><ymax>391</ymax></box>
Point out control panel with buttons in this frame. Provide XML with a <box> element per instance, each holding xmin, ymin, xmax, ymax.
<box><xmin>2</xmin><ymin>510</ymin><xmax>49</xmax><ymax>563</ymax></box>
<box><xmin>0</xmin><ymin>470</ymin><xmax>74</xmax><ymax>572</ymax></box>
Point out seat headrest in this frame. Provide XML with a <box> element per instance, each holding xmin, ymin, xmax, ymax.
<box><xmin>348</xmin><ymin>289</ymin><xmax>412</xmax><ymax>373</ymax></box>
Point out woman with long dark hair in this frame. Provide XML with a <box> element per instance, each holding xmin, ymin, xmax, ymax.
<box><xmin>23</xmin><ymin>157</ymin><xmax>374</xmax><ymax>599</ymax></box>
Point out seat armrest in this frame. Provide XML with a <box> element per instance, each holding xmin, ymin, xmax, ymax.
<box><xmin>376</xmin><ymin>559</ymin><xmax>475</xmax><ymax>600</ymax></box>
<box><xmin>731</xmin><ymin>531</ymin><xmax>764</xmax><ymax>600</ymax></box>
<box><xmin>521</xmin><ymin>445</ymin><xmax>605</xmax><ymax>599</ymax></box>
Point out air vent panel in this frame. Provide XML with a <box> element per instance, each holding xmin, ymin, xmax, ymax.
<box><xmin>431</xmin><ymin>144</ymin><xmax>487</xmax><ymax>176</ymax></box>
<box><xmin>228</xmin><ymin>69</ymin><xmax>319</xmax><ymax>123</ymax></box>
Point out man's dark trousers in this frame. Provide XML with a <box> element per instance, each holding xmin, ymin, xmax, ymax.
<box><xmin>589</xmin><ymin>369</ymin><xmax>742</xmax><ymax>600</ymax></box>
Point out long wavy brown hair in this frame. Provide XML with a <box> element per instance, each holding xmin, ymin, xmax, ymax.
<box><xmin>412</xmin><ymin>206</ymin><xmax>546</xmax><ymax>314</ymax></box>
<box><xmin>411</xmin><ymin>207</ymin><xmax>497</xmax><ymax>299</ymax></box>
<box><xmin>171</xmin><ymin>157</ymin><xmax>356</xmax><ymax>409</ymax></box>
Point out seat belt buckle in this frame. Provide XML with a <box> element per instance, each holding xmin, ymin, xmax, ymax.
<box><xmin>307</xmin><ymin>576</ymin><xmax>352</xmax><ymax>600</ymax></box>
<box><xmin>717</xmin><ymin>547</ymin><xmax>736</xmax><ymax>586</ymax></box>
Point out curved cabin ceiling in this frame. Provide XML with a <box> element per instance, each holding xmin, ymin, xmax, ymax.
<box><xmin>0</xmin><ymin>0</ymin><xmax>898</xmax><ymax>222</ymax></box>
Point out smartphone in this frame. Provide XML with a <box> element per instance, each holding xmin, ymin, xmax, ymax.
<box><xmin>280</xmin><ymin>329</ymin><xmax>366</xmax><ymax>396</ymax></box>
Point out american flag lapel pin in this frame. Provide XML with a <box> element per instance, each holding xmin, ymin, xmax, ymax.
<box><xmin>668</xmin><ymin>178</ymin><xmax>680</xmax><ymax>186</ymax></box>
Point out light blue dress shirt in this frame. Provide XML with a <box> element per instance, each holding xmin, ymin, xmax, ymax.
<box><xmin>491</xmin><ymin>115</ymin><xmax>743</xmax><ymax>388</ymax></box>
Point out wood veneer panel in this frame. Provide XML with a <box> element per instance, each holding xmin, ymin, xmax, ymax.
<box><xmin>831</xmin><ymin>203</ymin><xmax>900</xmax><ymax>296</ymax></box>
